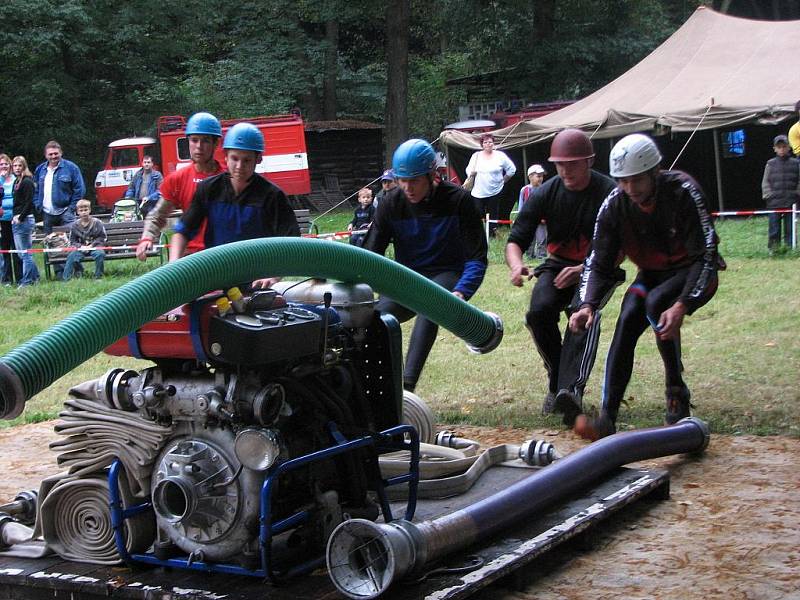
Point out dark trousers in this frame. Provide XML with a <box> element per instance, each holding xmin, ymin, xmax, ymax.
<box><xmin>768</xmin><ymin>211</ymin><xmax>792</xmax><ymax>248</ymax></box>
<box><xmin>473</xmin><ymin>191</ymin><xmax>502</xmax><ymax>236</ymax></box>
<box><xmin>525</xmin><ymin>261</ymin><xmax>616</xmax><ymax>397</ymax></box>
<box><xmin>375</xmin><ymin>270</ymin><xmax>461</xmax><ymax>389</ymax></box>
<box><xmin>0</xmin><ymin>220</ymin><xmax>21</xmax><ymax>284</ymax></box>
<box><xmin>601</xmin><ymin>268</ymin><xmax>717</xmax><ymax>421</ymax></box>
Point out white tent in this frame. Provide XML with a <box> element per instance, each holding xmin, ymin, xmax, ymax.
<box><xmin>441</xmin><ymin>6</ymin><xmax>800</xmax><ymax>151</ymax></box>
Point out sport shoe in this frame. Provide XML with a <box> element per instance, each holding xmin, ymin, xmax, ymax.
<box><xmin>665</xmin><ymin>385</ymin><xmax>692</xmax><ymax>425</ymax></box>
<box><xmin>574</xmin><ymin>409</ymin><xmax>616</xmax><ymax>441</ymax></box>
<box><xmin>541</xmin><ymin>391</ymin><xmax>557</xmax><ymax>415</ymax></box>
<box><xmin>553</xmin><ymin>389</ymin><xmax>582</xmax><ymax>427</ymax></box>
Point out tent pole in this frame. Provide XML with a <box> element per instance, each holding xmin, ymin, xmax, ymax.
<box><xmin>522</xmin><ymin>147</ymin><xmax>528</xmax><ymax>178</ymax></box>
<box><xmin>712</xmin><ymin>131</ymin><xmax>725</xmax><ymax>214</ymax></box>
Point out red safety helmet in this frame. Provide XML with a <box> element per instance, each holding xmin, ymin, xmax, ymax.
<box><xmin>548</xmin><ymin>128</ymin><xmax>595</xmax><ymax>162</ymax></box>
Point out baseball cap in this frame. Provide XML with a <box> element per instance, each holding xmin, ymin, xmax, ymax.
<box><xmin>380</xmin><ymin>169</ymin><xmax>396</xmax><ymax>181</ymax></box>
<box><xmin>773</xmin><ymin>134</ymin><xmax>789</xmax><ymax>146</ymax></box>
<box><xmin>527</xmin><ymin>164</ymin><xmax>545</xmax><ymax>176</ymax></box>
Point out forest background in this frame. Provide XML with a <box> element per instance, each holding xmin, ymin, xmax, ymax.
<box><xmin>2</xmin><ymin>0</ymin><xmax>793</xmax><ymax>184</ymax></box>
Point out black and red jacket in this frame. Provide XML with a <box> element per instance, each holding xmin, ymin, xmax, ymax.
<box><xmin>580</xmin><ymin>170</ymin><xmax>720</xmax><ymax>312</ymax></box>
<box><xmin>507</xmin><ymin>171</ymin><xmax>615</xmax><ymax>264</ymax></box>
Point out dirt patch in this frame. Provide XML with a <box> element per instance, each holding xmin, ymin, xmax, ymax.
<box><xmin>1</xmin><ymin>422</ymin><xmax>797</xmax><ymax>599</ymax></box>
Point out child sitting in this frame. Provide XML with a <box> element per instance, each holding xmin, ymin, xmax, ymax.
<box><xmin>348</xmin><ymin>188</ymin><xmax>375</xmax><ymax>247</ymax></box>
<box><xmin>63</xmin><ymin>199</ymin><xmax>107</xmax><ymax>280</ymax></box>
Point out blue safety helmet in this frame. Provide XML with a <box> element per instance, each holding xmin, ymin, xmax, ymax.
<box><xmin>392</xmin><ymin>139</ymin><xmax>436</xmax><ymax>178</ymax></box>
<box><xmin>223</xmin><ymin>123</ymin><xmax>265</xmax><ymax>153</ymax></box>
<box><xmin>185</xmin><ymin>112</ymin><xmax>222</xmax><ymax>138</ymax></box>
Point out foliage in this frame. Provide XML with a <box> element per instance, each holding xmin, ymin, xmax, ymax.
<box><xmin>0</xmin><ymin>0</ymin><xmax>714</xmax><ymax>187</ymax></box>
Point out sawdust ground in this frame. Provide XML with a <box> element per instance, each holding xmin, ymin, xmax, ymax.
<box><xmin>0</xmin><ymin>422</ymin><xmax>797</xmax><ymax>599</ymax></box>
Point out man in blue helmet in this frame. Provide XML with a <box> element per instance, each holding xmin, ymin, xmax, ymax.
<box><xmin>137</xmin><ymin>112</ymin><xmax>225</xmax><ymax>261</ymax></box>
<box><xmin>363</xmin><ymin>138</ymin><xmax>488</xmax><ymax>392</ymax></box>
<box><xmin>170</xmin><ymin>122</ymin><xmax>299</xmax><ymax>289</ymax></box>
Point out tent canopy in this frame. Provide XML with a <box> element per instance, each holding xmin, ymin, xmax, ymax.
<box><xmin>440</xmin><ymin>7</ymin><xmax>800</xmax><ymax>150</ymax></box>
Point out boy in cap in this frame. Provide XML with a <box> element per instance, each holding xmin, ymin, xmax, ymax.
<box><xmin>761</xmin><ymin>134</ymin><xmax>799</xmax><ymax>254</ymax></box>
<box><xmin>518</xmin><ymin>164</ymin><xmax>548</xmax><ymax>258</ymax></box>
<box><xmin>373</xmin><ymin>169</ymin><xmax>396</xmax><ymax>210</ymax></box>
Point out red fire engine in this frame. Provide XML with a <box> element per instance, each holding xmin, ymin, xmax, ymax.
<box><xmin>94</xmin><ymin>114</ymin><xmax>311</xmax><ymax>210</ymax></box>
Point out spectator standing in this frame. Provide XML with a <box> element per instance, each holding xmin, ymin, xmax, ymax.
<box><xmin>11</xmin><ymin>156</ymin><xmax>39</xmax><ymax>286</ymax></box>
<box><xmin>34</xmin><ymin>141</ymin><xmax>85</xmax><ymax>233</ymax></box>
<box><xmin>465</xmin><ymin>134</ymin><xmax>516</xmax><ymax>237</ymax></box>
<box><xmin>348</xmin><ymin>188</ymin><xmax>375</xmax><ymax>247</ymax></box>
<box><xmin>373</xmin><ymin>169</ymin><xmax>396</xmax><ymax>209</ymax></box>
<box><xmin>0</xmin><ymin>154</ymin><xmax>21</xmax><ymax>284</ymax></box>
<box><xmin>569</xmin><ymin>134</ymin><xmax>723</xmax><ymax>440</ymax></box>
<box><xmin>136</xmin><ymin>112</ymin><xmax>225</xmax><ymax>261</ymax></box>
<box><xmin>63</xmin><ymin>199</ymin><xmax>107</xmax><ymax>281</ymax></box>
<box><xmin>124</xmin><ymin>155</ymin><xmax>163</xmax><ymax>218</ymax></box>
<box><xmin>788</xmin><ymin>100</ymin><xmax>800</xmax><ymax>156</ymax></box>
<box><xmin>518</xmin><ymin>163</ymin><xmax>548</xmax><ymax>259</ymax></box>
<box><xmin>505</xmin><ymin>129</ymin><xmax>618</xmax><ymax>425</ymax></box>
<box><xmin>761</xmin><ymin>134</ymin><xmax>799</xmax><ymax>255</ymax></box>
<box><xmin>170</xmin><ymin>123</ymin><xmax>299</xmax><ymax>290</ymax></box>
<box><xmin>363</xmin><ymin>139</ymin><xmax>488</xmax><ymax>392</ymax></box>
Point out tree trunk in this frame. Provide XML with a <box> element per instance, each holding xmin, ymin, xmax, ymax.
<box><xmin>384</xmin><ymin>0</ymin><xmax>410</xmax><ymax>164</ymax></box>
<box><xmin>533</xmin><ymin>0</ymin><xmax>556</xmax><ymax>40</ymax></box>
<box><xmin>323</xmin><ymin>18</ymin><xmax>339</xmax><ymax>120</ymax></box>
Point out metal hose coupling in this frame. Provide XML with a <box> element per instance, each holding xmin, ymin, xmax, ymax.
<box><xmin>326</xmin><ymin>518</ymin><xmax>425</xmax><ymax>599</ymax></box>
<box><xmin>466</xmin><ymin>311</ymin><xmax>503</xmax><ymax>354</ymax></box>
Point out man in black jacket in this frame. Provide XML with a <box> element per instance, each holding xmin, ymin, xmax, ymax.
<box><xmin>505</xmin><ymin>129</ymin><xmax>618</xmax><ymax>425</ymax></box>
<box><xmin>570</xmin><ymin>133</ymin><xmax>723</xmax><ymax>440</ymax></box>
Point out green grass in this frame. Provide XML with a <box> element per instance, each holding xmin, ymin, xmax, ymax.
<box><xmin>0</xmin><ymin>215</ymin><xmax>797</xmax><ymax>437</ymax></box>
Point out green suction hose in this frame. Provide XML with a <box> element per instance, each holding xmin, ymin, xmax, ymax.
<box><xmin>0</xmin><ymin>238</ymin><xmax>502</xmax><ymax>419</ymax></box>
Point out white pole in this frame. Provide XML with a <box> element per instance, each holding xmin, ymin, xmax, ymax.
<box><xmin>485</xmin><ymin>213</ymin><xmax>490</xmax><ymax>245</ymax></box>
<box><xmin>793</xmin><ymin>203</ymin><xmax>797</xmax><ymax>250</ymax></box>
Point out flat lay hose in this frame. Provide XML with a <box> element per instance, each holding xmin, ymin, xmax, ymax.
<box><xmin>0</xmin><ymin>238</ymin><xmax>503</xmax><ymax>418</ymax></box>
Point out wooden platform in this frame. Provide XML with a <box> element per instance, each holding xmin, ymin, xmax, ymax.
<box><xmin>0</xmin><ymin>466</ymin><xmax>669</xmax><ymax>600</ymax></box>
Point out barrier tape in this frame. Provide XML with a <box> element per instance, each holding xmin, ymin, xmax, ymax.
<box><xmin>0</xmin><ymin>229</ymin><xmax>367</xmax><ymax>254</ymax></box>
<box><xmin>711</xmin><ymin>208</ymin><xmax>795</xmax><ymax>217</ymax></box>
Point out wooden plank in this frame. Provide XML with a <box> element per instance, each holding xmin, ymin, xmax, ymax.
<box><xmin>0</xmin><ymin>466</ymin><xmax>669</xmax><ymax>600</ymax></box>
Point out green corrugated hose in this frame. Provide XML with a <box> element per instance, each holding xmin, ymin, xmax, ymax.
<box><xmin>0</xmin><ymin>238</ymin><xmax>502</xmax><ymax>419</ymax></box>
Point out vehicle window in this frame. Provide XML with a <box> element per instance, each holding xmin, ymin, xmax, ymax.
<box><xmin>177</xmin><ymin>138</ymin><xmax>190</xmax><ymax>161</ymax></box>
<box><xmin>111</xmin><ymin>148</ymin><xmax>140</xmax><ymax>168</ymax></box>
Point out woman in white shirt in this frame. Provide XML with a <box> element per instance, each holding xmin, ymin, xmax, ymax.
<box><xmin>465</xmin><ymin>134</ymin><xmax>516</xmax><ymax>237</ymax></box>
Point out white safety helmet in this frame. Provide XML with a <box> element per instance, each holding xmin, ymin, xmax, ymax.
<box><xmin>527</xmin><ymin>164</ymin><xmax>545</xmax><ymax>176</ymax></box>
<box><xmin>609</xmin><ymin>134</ymin><xmax>663</xmax><ymax>178</ymax></box>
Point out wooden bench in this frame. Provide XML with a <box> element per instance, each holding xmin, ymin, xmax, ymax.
<box><xmin>43</xmin><ymin>221</ymin><xmax>166</xmax><ymax>280</ymax></box>
<box><xmin>294</xmin><ymin>209</ymin><xmax>312</xmax><ymax>234</ymax></box>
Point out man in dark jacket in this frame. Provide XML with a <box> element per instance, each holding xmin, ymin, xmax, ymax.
<box><xmin>761</xmin><ymin>134</ymin><xmax>799</xmax><ymax>254</ymax></box>
<box><xmin>570</xmin><ymin>133</ymin><xmax>723</xmax><ymax>440</ymax></box>
<box><xmin>363</xmin><ymin>138</ymin><xmax>488</xmax><ymax>393</ymax></box>
<box><xmin>505</xmin><ymin>129</ymin><xmax>617</xmax><ymax>425</ymax></box>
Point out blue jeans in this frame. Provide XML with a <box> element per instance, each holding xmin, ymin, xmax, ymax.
<box><xmin>12</xmin><ymin>216</ymin><xmax>39</xmax><ymax>286</ymax></box>
<box><xmin>63</xmin><ymin>249</ymin><xmax>105</xmax><ymax>280</ymax></box>
<box><xmin>43</xmin><ymin>209</ymin><xmax>76</xmax><ymax>234</ymax></box>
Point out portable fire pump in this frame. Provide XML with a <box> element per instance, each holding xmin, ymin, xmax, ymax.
<box><xmin>13</xmin><ymin>278</ymin><xmax>423</xmax><ymax>581</ymax></box>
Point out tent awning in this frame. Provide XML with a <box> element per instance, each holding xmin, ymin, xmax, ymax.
<box><xmin>441</xmin><ymin>7</ymin><xmax>800</xmax><ymax>150</ymax></box>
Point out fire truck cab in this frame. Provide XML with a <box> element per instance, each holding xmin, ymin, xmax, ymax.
<box><xmin>94</xmin><ymin>114</ymin><xmax>310</xmax><ymax>211</ymax></box>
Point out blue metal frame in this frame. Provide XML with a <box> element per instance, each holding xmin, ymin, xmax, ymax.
<box><xmin>108</xmin><ymin>424</ymin><xmax>419</xmax><ymax>580</ymax></box>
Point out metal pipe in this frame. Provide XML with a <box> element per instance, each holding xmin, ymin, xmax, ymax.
<box><xmin>326</xmin><ymin>417</ymin><xmax>710</xmax><ymax>599</ymax></box>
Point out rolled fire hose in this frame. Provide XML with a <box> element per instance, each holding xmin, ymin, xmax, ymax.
<box><xmin>50</xmin><ymin>395</ymin><xmax>173</xmax><ymax>497</ymax></box>
<box><xmin>0</xmin><ymin>238</ymin><xmax>503</xmax><ymax>420</ymax></box>
<box><xmin>327</xmin><ymin>417</ymin><xmax>710</xmax><ymax>599</ymax></box>
<box><xmin>38</xmin><ymin>474</ymin><xmax>154</xmax><ymax>565</ymax></box>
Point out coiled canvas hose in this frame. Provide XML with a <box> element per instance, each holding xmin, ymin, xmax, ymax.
<box><xmin>0</xmin><ymin>238</ymin><xmax>503</xmax><ymax>419</ymax></box>
<box><xmin>38</xmin><ymin>474</ymin><xmax>154</xmax><ymax>565</ymax></box>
